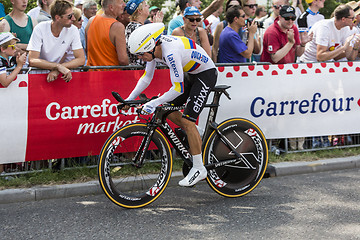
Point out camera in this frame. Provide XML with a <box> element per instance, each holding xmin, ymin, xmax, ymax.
<box><xmin>246</xmin><ymin>19</ymin><xmax>264</xmax><ymax>28</ymax></box>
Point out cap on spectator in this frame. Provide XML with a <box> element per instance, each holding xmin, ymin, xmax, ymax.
<box><xmin>183</xmin><ymin>6</ymin><xmax>202</xmax><ymax>17</ymax></box>
<box><xmin>74</xmin><ymin>0</ymin><xmax>84</xmax><ymax>7</ymax></box>
<box><xmin>346</xmin><ymin>1</ymin><xmax>360</xmax><ymax>16</ymax></box>
<box><xmin>280</xmin><ymin>5</ymin><xmax>296</xmax><ymax>18</ymax></box>
<box><xmin>305</xmin><ymin>0</ymin><xmax>313</xmax><ymax>4</ymax></box>
<box><xmin>125</xmin><ymin>0</ymin><xmax>145</xmax><ymax>15</ymax></box>
<box><xmin>0</xmin><ymin>32</ymin><xmax>20</xmax><ymax>46</ymax></box>
<box><xmin>149</xmin><ymin>6</ymin><xmax>160</xmax><ymax>12</ymax></box>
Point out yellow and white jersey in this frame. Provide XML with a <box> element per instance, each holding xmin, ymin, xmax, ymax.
<box><xmin>126</xmin><ymin>35</ymin><xmax>216</xmax><ymax>108</ymax></box>
<box><xmin>142</xmin><ymin>35</ymin><xmax>215</xmax><ymax>85</ymax></box>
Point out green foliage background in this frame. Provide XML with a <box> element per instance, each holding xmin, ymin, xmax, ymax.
<box><xmin>1</xmin><ymin>0</ymin><xmax>355</xmax><ymax>24</ymax></box>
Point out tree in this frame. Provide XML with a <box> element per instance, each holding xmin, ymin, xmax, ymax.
<box><xmin>3</xmin><ymin>0</ymin><xmax>38</xmax><ymax>15</ymax></box>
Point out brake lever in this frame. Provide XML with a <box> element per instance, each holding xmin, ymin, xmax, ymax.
<box><xmin>136</xmin><ymin>107</ymin><xmax>152</xmax><ymax>122</ymax></box>
<box><xmin>117</xmin><ymin>104</ymin><xmax>127</xmax><ymax>115</ymax></box>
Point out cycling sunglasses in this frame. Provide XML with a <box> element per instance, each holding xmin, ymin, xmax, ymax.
<box><xmin>7</xmin><ymin>44</ymin><xmax>16</xmax><ymax>50</ymax></box>
<box><xmin>284</xmin><ymin>16</ymin><xmax>296</xmax><ymax>21</ymax></box>
<box><xmin>244</xmin><ymin>4</ymin><xmax>258</xmax><ymax>9</ymax></box>
<box><xmin>186</xmin><ymin>17</ymin><xmax>202</xmax><ymax>22</ymax></box>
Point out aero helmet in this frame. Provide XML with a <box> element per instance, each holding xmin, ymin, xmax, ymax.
<box><xmin>128</xmin><ymin>23</ymin><xmax>165</xmax><ymax>55</ymax></box>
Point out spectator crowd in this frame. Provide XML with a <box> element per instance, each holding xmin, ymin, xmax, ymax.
<box><xmin>2</xmin><ymin>0</ymin><xmax>360</xmax><ymax>76</ymax></box>
<box><xmin>1</xmin><ymin>0</ymin><xmax>360</xmax><ymax>165</ymax></box>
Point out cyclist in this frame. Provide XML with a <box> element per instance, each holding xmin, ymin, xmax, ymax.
<box><xmin>124</xmin><ymin>23</ymin><xmax>217</xmax><ymax>187</ymax></box>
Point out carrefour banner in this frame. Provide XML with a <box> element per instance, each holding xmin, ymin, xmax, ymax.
<box><xmin>0</xmin><ymin>69</ymin><xmax>172</xmax><ymax>163</ymax></box>
<box><xmin>198</xmin><ymin>61</ymin><xmax>360</xmax><ymax>139</ymax></box>
<box><xmin>0</xmin><ymin>61</ymin><xmax>359</xmax><ymax>164</ymax></box>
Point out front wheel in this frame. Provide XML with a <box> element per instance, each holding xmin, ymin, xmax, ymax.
<box><xmin>98</xmin><ymin>123</ymin><xmax>173</xmax><ymax>208</ymax></box>
<box><xmin>203</xmin><ymin>118</ymin><xmax>268</xmax><ymax>197</ymax></box>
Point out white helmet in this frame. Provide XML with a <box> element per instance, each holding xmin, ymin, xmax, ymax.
<box><xmin>128</xmin><ymin>23</ymin><xmax>165</xmax><ymax>55</ymax></box>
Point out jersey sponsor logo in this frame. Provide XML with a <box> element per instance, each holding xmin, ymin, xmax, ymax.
<box><xmin>188</xmin><ymin>170</ymin><xmax>200</xmax><ymax>184</ymax></box>
<box><xmin>190</xmin><ymin>51</ymin><xmax>209</xmax><ymax>63</ymax></box>
<box><xmin>250</xmin><ymin>92</ymin><xmax>354</xmax><ymax>118</ymax></box>
<box><xmin>161</xmin><ymin>35</ymin><xmax>177</xmax><ymax>42</ymax></box>
<box><xmin>193</xmin><ymin>79</ymin><xmax>210</xmax><ymax>113</ymax></box>
<box><xmin>166</xmin><ymin>53</ymin><xmax>180</xmax><ymax>77</ymax></box>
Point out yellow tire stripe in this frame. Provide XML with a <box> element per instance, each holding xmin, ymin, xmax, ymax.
<box><xmin>98</xmin><ymin>123</ymin><xmax>173</xmax><ymax>208</ymax></box>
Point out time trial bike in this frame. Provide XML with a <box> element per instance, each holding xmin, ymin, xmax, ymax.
<box><xmin>98</xmin><ymin>85</ymin><xmax>268</xmax><ymax>208</ymax></box>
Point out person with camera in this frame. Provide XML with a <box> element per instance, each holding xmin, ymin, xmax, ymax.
<box><xmin>217</xmin><ymin>5</ymin><xmax>257</xmax><ymax>63</ymax></box>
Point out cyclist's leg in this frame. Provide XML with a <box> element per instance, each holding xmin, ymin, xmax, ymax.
<box><xmin>178</xmin><ymin>118</ymin><xmax>207</xmax><ymax>186</ymax></box>
<box><xmin>178</xmin><ymin>69</ymin><xmax>217</xmax><ymax>187</ymax></box>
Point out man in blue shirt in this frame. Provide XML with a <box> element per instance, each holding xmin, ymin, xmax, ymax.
<box><xmin>218</xmin><ymin>5</ymin><xmax>257</xmax><ymax>63</ymax></box>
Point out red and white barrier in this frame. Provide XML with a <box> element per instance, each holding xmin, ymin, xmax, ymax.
<box><xmin>1</xmin><ymin>62</ymin><xmax>359</xmax><ymax>164</ymax></box>
<box><xmin>200</xmin><ymin>61</ymin><xmax>360</xmax><ymax>140</ymax></box>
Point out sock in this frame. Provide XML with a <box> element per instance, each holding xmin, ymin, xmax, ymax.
<box><xmin>192</xmin><ymin>154</ymin><xmax>204</xmax><ymax>169</ymax></box>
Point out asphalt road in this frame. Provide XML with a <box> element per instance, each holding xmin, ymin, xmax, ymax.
<box><xmin>1</xmin><ymin>168</ymin><xmax>359</xmax><ymax>240</ymax></box>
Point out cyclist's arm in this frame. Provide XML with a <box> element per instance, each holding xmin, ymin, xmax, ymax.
<box><xmin>143</xmin><ymin>51</ymin><xmax>184</xmax><ymax>108</ymax></box>
<box><xmin>126</xmin><ymin>60</ymin><xmax>156</xmax><ymax>100</ymax></box>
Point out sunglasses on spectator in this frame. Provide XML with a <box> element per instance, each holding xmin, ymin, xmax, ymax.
<box><xmin>186</xmin><ymin>17</ymin><xmax>202</xmax><ymax>22</ymax></box>
<box><xmin>244</xmin><ymin>4</ymin><xmax>258</xmax><ymax>9</ymax></box>
<box><xmin>273</xmin><ymin>4</ymin><xmax>282</xmax><ymax>9</ymax></box>
<box><xmin>239</xmin><ymin>14</ymin><xmax>246</xmax><ymax>18</ymax></box>
<box><xmin>7</xmin><ymin>44</ymin><xmax>16</xmax><ymax>50</ymax></box>
<box><xmin>283</xmin><ymin>16</ymin><xmax>296</xmax><ymax>21</ymax></box>
<box><xmin>346</xmin><ymin>16</ymin><xmax>355</xmax><ymax>20</ymax></box>
<box><xmin>64</xmin><ymin>12</ymin><xmax>74</xmax><ymax>19</ymax></box>
<box><xmin>77</xmin><ymin>17</ymin><xmax>82</xmax><ymax>21</ymax></box>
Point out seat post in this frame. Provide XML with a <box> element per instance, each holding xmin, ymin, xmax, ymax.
<box><xmin>201</xmin><ymin>87</ymin><xmax>225</xmax><ymax>142</ymax></box>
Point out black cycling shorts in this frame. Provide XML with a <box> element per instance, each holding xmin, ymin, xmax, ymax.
<box><xmin>170</xmin><ymin>68</ymin><xmax>217</xmax><ymax>122</ymax></box>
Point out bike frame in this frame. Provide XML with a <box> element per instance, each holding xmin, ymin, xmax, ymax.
<box><xmin>136</xmin><ymin>85</ymin><xmax>246</xmax><ymax>171</ymax></box>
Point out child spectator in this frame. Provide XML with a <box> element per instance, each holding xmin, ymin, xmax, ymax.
<box><xmin>0</xmin><ymin>0</ymin><xmax>38</xmax><ymax>53</ymax></box>
<box><xmin>0</xmin><ymin>32</ymin><xmax>27</xmax><ymax>88</ymax></box>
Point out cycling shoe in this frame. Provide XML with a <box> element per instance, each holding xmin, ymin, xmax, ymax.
<box><xmin>178</xmin><ymin>166</ymin><xmax>207</xmax><ymax>187</ymax></box>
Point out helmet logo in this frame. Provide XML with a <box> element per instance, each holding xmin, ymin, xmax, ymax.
<box><xmin>143</xmin><ymin>40</ymin><xmax>154</xmax><ymax>51</ymax></box>
<box><xmin>140</xmin><ymin>33</ymin><xmax>152</xmax><ymax>46</ymax></box>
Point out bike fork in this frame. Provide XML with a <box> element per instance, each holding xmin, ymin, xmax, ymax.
<box><xmin>132</xmin><ymin>127</ymin><xmax>156</xmax><ymax>168</ymax></box>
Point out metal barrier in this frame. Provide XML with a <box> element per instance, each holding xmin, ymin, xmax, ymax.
<box><xmin>1</xmin><ymin>133</ymin><xmax>360</xmax><ymax>176</ymax></box>
<box><xmin>269</xmin><ymin>134</ymin><xmax>360</xmax><ymax>155</ymax></box>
